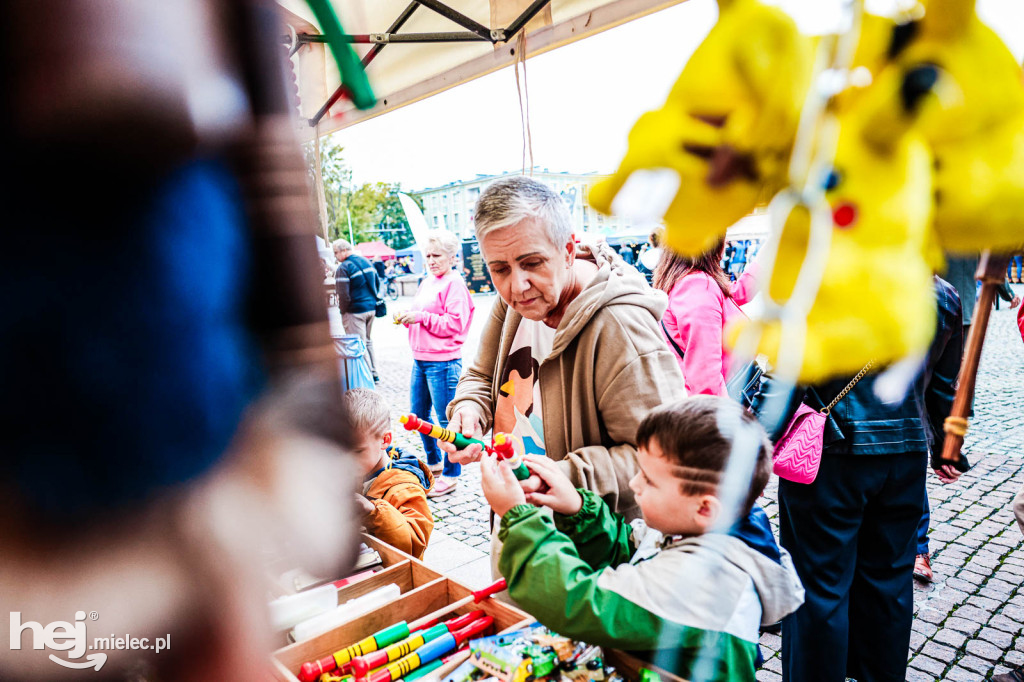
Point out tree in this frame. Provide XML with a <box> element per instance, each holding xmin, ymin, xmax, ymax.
<box><xmin>304</xmin><ymin>137</ymin><xmax>421</xmax><ymax>249</ymax></box>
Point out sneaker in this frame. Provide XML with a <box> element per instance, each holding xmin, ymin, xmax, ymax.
<box><xmin>427</xmin><ymin>476</ymin><xmax>458</xmax><ymax>498</ymax></box>
<box><xmin>759</xmin><ymin>621</ymin><xmax>782</xmax><ymax>634</ymax></box>
<box><xmin>913</xmin><ymin>553</ymin><xmax>933</xmax><ymax>583</ymax></box>
<box><xmin>372</xmin><ymin>373</ymin><xmax>381</xmax><ymax>383</ymax></box>
<box><xmin>428</xmin><ymin>463</ymin><xmax>443</xmax><ymax>475</ymax></box>
<box><xmin>993</xmin><ymin>664</ymin><xmax>1024</xmax><ymax>682</ymax></box>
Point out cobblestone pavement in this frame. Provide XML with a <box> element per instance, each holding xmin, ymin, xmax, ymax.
<box><xmin>357</xmin><ymin>284</ymin><xmax>1024</xmax><ymax>681</ymax></box>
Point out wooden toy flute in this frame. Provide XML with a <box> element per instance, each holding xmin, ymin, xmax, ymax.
<box><xmin>399</xmin><ymin>415</ymin><xmax>530</xmax><ymax>481</ymax></box>
<box><xmin>298</xmin><ymin>579</ymin><xmax>506</xmax><ymax>681</ymax></box>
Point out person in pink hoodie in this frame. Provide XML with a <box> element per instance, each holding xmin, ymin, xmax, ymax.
<box><xmin>394</xmin><ymin>230</ymin><xmax>475</xmax><ymax>496</ymax></box>
<box><xmin>653</xmin><ymin>237</ymin><xmax>758</xmax><ymax>396</ymax></box>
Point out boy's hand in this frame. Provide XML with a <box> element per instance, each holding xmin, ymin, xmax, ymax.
<box><xmin>480</xmin><ymin>454</ymin><xmax>526</xmax><ymax>516</ymax></box>
<box><xmin>355</xmin><ymin>494</ymin><xmax>375</xmax><ymax>516</ymax></box>
<box><xmin>439</xmin><ymin>409</ymin><xmax>485</xmax><ymax>464</ymax></box>
<box><xmin>521</xmin><ymin>455</ymin><xmax>583</xmax><ymax>516</ymax></box>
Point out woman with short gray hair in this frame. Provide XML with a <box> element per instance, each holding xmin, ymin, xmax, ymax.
<box><xmin>395</xmin><ymin>229</ymin><xmax>475</xmax><ymax>496</ymax></box>
<box><xmin>441</xmin><ymin>175</ymin><xmax>684</xmax><ymax>518</ymax></box>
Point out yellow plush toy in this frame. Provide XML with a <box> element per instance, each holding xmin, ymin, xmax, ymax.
<box><xmin>868</xmin><ymin>0</ymin><xmax>1024</xmax><ymax>253</ymax></box>
<box><xmin>588</xmin><ymin>0</ymin><xmax>813</xmax><ymax>256</ymax></box>
<box><xmin>732</xmin><ymin>65</ymin><xmax>941</xmax><ymax>383</ymax></box>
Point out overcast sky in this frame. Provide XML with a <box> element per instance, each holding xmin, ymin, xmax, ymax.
<box><xmin>328</xmin><ymin>0</ymin><xmax>1024</xmax><ymax>192</ymax></box>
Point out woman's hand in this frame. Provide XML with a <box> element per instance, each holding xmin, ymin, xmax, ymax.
<box><xmin>520</xmin><ymin>455</ymin><xmax>582</xmax><ymax>516</ymax></box>
<box><xmin>393</xmin><ymin>310</ymin><xmax>421</xmax><ymax>326</ymax></box>
<box><xmin>480</xmin><ymin>454</ymin><xmax>526</xmax><ymax>516</ymax></box>
<box><xmin>439</xmin><ymin>410</ymin><xmax>486</xmax><ymax>464</ymax></box>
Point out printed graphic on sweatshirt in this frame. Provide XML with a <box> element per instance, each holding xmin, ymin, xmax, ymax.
<box><xmin>494</xmin><ymin>321</ymin><xmax>555</xmax><ymax>456</ymax></box>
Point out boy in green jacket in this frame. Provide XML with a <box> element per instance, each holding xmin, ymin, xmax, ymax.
<box><xmin>480</xmin><ymin>396</ymin><xmax>804</xmax><ymax>682</ymax></box>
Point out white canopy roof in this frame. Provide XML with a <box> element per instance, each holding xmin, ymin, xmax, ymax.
<box><xmin>278</xmin><ymin>0</ymin><xmax>687</xmax><ymax>137</ymax></box>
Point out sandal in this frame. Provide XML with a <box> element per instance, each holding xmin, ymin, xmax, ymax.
<box><xmin>427</xmin><ymin>476</ymin><xmax>458</xmax><ymax>498</ymax></box>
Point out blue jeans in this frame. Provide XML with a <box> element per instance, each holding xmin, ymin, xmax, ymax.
<box><xmin>410</xmin><ymin>359</ymin><xmax>462</xmax><ymax>478</ymax></box>
<box><xmin>1008</xmin><ymin>255</ymin><xmax>1022</xmax><ymax>280</ymax></box>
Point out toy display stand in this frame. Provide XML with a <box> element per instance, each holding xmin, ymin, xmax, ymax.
<box><xmin>271</xmin><ymin>535</ymin><xmax>685</xmax><ymax>682</ymax></box>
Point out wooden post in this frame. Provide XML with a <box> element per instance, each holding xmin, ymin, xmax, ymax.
<box><xmin>940</xmin><ymin>251</ymin><xmax>1013</xmax><ymax>466</ymax></box>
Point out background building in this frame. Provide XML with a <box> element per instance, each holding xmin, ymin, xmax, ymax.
<box><xmin>411</xmin><ymin>168</ymin><xmax>641</xmax><ymax>241</ymax></box>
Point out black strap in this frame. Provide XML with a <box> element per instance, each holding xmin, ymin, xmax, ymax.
<box><xmin>661</xmin><ymin>320</ymin><xmax>685</xmax><ymax>361</ymax></box>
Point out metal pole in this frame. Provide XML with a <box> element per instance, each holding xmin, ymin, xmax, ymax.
<box><xmin>411</xmin><ymin>0</ymin><xmax>493</xmax><ymax>42</ymax></box>
<box><xmin>505</xmin><ymin>0</ymin><xmax>551</xmax><ymax>41</ymax></box>
<box><xmin>308</xmin><ymin>2</ymin><xmax>419</xmax><ymax>127</ymax></box>
<box><xmin>347</xmin><ymin>207</ymin><xmax>354</xmax><ymax>244</ymax></box>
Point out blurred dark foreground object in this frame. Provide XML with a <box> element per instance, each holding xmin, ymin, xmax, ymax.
<box><xmin>0</xmin><ymin>0</ymin><xmax>362</xmax><ymax>679</ymax></box>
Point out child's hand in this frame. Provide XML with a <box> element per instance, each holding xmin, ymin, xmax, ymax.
<box><xmin>355</xmin><ymin>494</ymin><xmax>375</xmax><ymax>516</ymax></box>
<box><xmin>522</xmin><ymin>455</ymin><xmax>583</xmax><ymax>516</ymax></box>
<box><xmin>480</xmin><ymin>453</ymin><xmax>527</xmax><ymax>516</ymax></box>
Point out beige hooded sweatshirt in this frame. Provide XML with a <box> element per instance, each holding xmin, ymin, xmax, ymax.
<box><xmin>447</xmin><ymin>243</ymin><xmax>685</xmax><ymax>519</ymax></box>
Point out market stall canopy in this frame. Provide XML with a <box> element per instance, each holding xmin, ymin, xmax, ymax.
<box><xmin>355</xmin><ymin>240</ymin><xmax>398</xmax><ymax>258</ymax></box>
<box><xmin>278</xmin><ymin>0</ymin><xmax>688</xmax><ymax>137</ymax></box>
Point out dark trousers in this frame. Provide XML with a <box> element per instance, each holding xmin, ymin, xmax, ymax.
<box><xmin>779</xmin><ymin>452</ymin><xmax>925</xmax><ymax>682</ymax></box>
<box><xmin>918</xmin><ymin>488</ymin><xmax>930</xmax><ymax>556</ymax></box>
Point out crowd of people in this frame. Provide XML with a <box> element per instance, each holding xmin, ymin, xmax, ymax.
<box><xmin>335</xmin><ymin>176</ymin><xmax>1024</xmax><ymax>682</ymax></box>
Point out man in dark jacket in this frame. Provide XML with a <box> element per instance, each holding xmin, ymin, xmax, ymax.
<box><xmin>779</xmin><ymin>276</ymin><xmax>963</xmax><ymax>682</ymax></box>
<box><xmin>333</xmin><ymin>239</ymin><xmax>381</xmax><ymax>382</ymax></box>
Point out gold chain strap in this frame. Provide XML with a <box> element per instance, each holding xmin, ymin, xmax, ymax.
<box><xmin>821</xmin><ymin>360</ymin><xmax>876</xmax><ymax>415</ymax></box>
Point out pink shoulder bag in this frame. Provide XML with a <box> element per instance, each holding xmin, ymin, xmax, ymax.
<box><xmin>772</xmin><ymin>361</ymin><xmax>875</xmax><ymax>484</ymax></box>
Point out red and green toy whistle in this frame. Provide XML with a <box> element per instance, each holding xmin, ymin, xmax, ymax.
<box><xmin>297</xmin><ymin>579</ymin><xmax>506</xmax><ymax>682</ymax></box>
<box><xmin>367</xmin><ymin>616</ymin><xmax>494</xmax><ymax>682</ymax></box>
<box><xmin>349</xmin><ymin>610</ymin><xmax>485</xmax><ymax>681</ymax></box>
<box><xmin>400</xmin><ymin>414</ymin><xmax>530</xmax><ymax>481</ymax></box>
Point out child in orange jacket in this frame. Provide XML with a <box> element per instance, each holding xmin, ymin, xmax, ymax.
<box><xmin>345</xmin><ymin>389</ymin><xmax>434</xmax><ymax>558</ymax></box>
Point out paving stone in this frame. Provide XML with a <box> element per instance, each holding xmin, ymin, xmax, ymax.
<box><xmin>933</xmin><ymin>628</ymin><xmax>968</xmax><ymax>648</ymax></box>
<box><xmin>943</xmin><ymin>665</ymin><xmax>984</xmax><ymax>681</ymax></box>
<box><xmin>754</xmin><ymin>669</ymin><xmax>781</xmax><ymax>682</ymax></box>
<box><xmin>913</xmin><ymin>621</ymin><xmax>940</xmax><ymax>639</ymax></box>
<box><xmin>980</xmin><ymin>627</ymin><xmax>1015</xmax><ymax>650</ymax></box>
<box><xmin>954</xmin><ymin>570</ymin><xmax>988</xmax><ymax>586</ymax></box>
<box><xmin>920</xmin><ymin>641</ymin><xmax>956</xmax><ymax>661</ymax></box>
<box><xmin>966</xmin><ymin>638</ymin><xmax>1004</xmax><ymax>661</ymax></box>
<box><xmin>905</xmin><ymin>668</ymin><xmax>937</xmax><ymax>682</ymax></box>
<box><xmin>952</xmin><ymin>604</ymin><xmax>992</xmax><ymax>623</ymax></box>
<box><xmin>944</xmin><ymin>617</ymin><xmax>983</xmax><ymax>635</ymax></box>
<box><xmin>917</xmin><ymin>608</ymin><xmax>947</xmax><ymax>624</ymax></box>
<box><xmin>969</xmin><ymin>595</ymin><xmax>1003</xmax><ymax>610</ymax></box>
<box><xmin>990</xmin><ymin>614</ymin><xmax>1024</xmax><ymax>633</ymax></box>
<box><xmin>944</xmin><ymin>577</ymin><xmax>978</xmax><ymax>592</ymax></box>
<box><xmin>957</xmin><ymin>653</ymin><xmax>994</xmax><ymax>674</ymax></box>
<box><xmin>908</xmin><ymin>654</ymin><xmax>946</xmax><ymax>676</ymax></box>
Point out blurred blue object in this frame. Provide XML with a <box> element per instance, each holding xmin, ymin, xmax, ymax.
<box><xmin>0</xmin><ymin>158</ymin><xmax>264</xmax><ymax>517</ymax></box>
<box><xmin>333</xmin><ymin>334</ymin><xmax>375</xmax><ymax>391</ymax></box>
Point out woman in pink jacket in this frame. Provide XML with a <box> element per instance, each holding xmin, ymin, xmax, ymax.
<box><xmin>395</xmin><ymin>230</ymin><xmax>475</xmax><ymax>497</ymax></box>
<box><xmin>653</xmin><ymin>238</ymin><xmax>757</xmax><ymax>396</ymax></box>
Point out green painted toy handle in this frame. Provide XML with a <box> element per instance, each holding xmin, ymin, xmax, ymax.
<box><xmin>305</xmin><ymin>0</ymin><xmax>376</xmax><ymax>110</ymax></box>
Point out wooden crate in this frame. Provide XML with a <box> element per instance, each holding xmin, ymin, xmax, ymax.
<box><xmin>333</xmin><ymin>536</ymin><xmax>438</xmax><ymax>605</ymax></box>
<box><xmin>272</xmin><ymin>577</ymin><xmax>533</xmax><ymax>681</ymax></box>
<box><xmin>272</xmin><ymin>535</ymin><xmax>684</xmax><ymax>682</ymax></box>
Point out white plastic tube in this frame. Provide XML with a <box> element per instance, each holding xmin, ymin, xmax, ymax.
<box><xmin>291</xmin><ymin>583</ymin><xmax>401</xmax><ymax>642</ymax></box>
<box><xmin>268</xmin><ymin>583</ymin><xmax>338</xmax><ymax>631</ymax></box>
